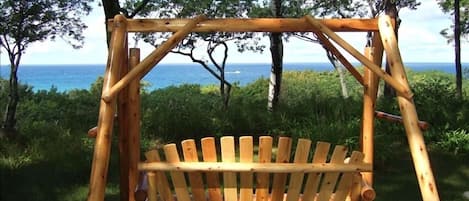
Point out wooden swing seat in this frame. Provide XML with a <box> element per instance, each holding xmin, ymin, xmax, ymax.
<box><xmin>139</xmin><ymin>136</ymin><xmax>375</xmax><ymax>201</ymax></box>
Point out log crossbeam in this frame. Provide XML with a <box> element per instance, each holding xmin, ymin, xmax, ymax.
<box><xmin>107</xmin><ymin>18</ymin><xmax>380</xmax><ymax>33</ymax></box>
<box><xmin>138</xmin><ymin>162</ymin><xmax>373</xmax><ymax>173</ymax></box>
<box><xmin>375</xmin><ymin>111</ymin><xmax>430</xmax><ymax>131</ymax></box>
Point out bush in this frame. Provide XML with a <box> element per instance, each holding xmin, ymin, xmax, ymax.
<box><xmin>435</xmin><ymin>129</ymin><xmax>469</xmax><ymax>155</ymax></box>
<box><xmin>141</xmin><ymin>84</ymin><xmax>219</xmax><ymax>142</ymax></box>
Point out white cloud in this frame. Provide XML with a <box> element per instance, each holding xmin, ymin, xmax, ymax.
<box><xmin>1</xmin><ymin>1</ymin><xmax>467</xmax><ymax>65</ymax></box>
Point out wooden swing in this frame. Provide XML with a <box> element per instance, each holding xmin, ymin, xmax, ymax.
<box><xmin>86</xmin><ymin>15</ymin><xmax>440</xmax><ymax>201</ymax></box>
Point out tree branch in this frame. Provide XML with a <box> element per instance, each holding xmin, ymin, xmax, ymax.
<box><xmin>128</xmin><ymin>0</ymin><xmax>151</xmax><ymax>18</ymax></box>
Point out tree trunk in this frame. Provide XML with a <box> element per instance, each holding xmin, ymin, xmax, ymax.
<box><xmin>383</xmin><ymin>0</ymin><xmax>399</xmax><ymax>98</ymax></box>
<box><xmin>102</xmin><ymin>0</ymin><xmax>121</xmax><ymax>46</ymax></box>
<box><xmin>326</xmin><ymin>52</ymin><xmax>348</xmax><ymax>98</ymax></box>
<box><xmin>455</xmin><ymin>0</ymin><xmax>462</xmax><ymax>98</ymax></box>
<box><xmin>336</xmin><ymin>62</ymin><xmax>349</xmax><ymax>98</ymax></box>
<box><xmin>267</xmin><ymin>0</ymin><xmax>283</xmax><ymax>111</ymax></box>
<box><xmin>3</xmin><ymin>61</ymin><xmax>20</xmax><ymax>132</ymax></box>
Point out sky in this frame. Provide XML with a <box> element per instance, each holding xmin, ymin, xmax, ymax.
<box><xmin>0</xmin><ymin>1</ymin><xmax>466</xmax><ymax>65</ymax></box>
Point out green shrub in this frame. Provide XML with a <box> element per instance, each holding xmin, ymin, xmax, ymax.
<box><xmin>435</xmin><ymin>129</ymin><xmax>469</xmax><ymax>155</ymax></box>
<box><xmin>141</xmin><ymin>84</ymin><xmax>219</xmax><ymax>142</ymax></box>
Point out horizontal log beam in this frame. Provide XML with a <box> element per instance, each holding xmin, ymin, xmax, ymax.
<box><xmin>375</xmin><ymin>111</ymin><xmax>430</xmax><ymax>131</ymax></box>
<box><xmin>138</xmin><ymin>162</ymin><xmax>373</xmax><ymax>173</ymax></box>
<box><xmin>108</xmin><ymin>18</ymin><xmax>380</xmax><ymax>33</ymax></box>
<box><xmin>88</xmin><ymin>126</ymin><xmax>97</xmax><ymax>138</ymax></box>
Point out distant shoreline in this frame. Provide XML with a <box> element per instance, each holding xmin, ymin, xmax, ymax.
<box><xmin>0</xmin><ymin>62</ymin><xmax>466</xmax><ymax>92</ymax></box>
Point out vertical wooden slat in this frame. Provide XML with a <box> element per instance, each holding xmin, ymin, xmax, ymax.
<box><xmin>87</xmin><ymin>14</ymin><xmax>127</xmax><ymax>201</ymax></box>
<box><xmin>240</xmin><ymin>136</ymin><xmax>254</xmax><ymax>201</ymax></box>
<box><xmin>128</xmin><ymin>48</ymin><xmax>141</xmax><ymax>201</ymax></box>
<box><xmin>164</xmin><ymin>144</ymin><xmax>191</xmax><ymax>201</ymax></box>
<box><xmin>333</xmin><ymin>152</ymin><xmax>365</xmax><ymax>201</ymax></box>
<box><xmin>285</xmin><ymin>139</ymin><xmax>312</xmax><ymax>201</ymax></box>
<box><xmin>118</xmin><ymin>34</ymin><xmax>130</xmax><ymax>201</ymax></box>
<box><xmin>271</xmin><ymin>137</ymin><xmax>293</xmax><ymax>201</ymax></box>
<box><xmin>145</xmin><ymin>150</ymin><xmax>174</xmax><ymax>201</ymax></box>
<box><xmin>316</xmin><ymin>145</ymin><xmax>348</xmax><ymax>201</ymax></box>
<box><xmin>221</xmin><ymin>137</ymin><xmax>238</xmax><ymax>201</ymax></box>
<box><xmin>349</xmin><ymin>173</ymin><xmax>362</xmax><ymax>201</ymax></box>
<box><xmin>147</xmin><ymin>172</ymin><xmax>158</xmax><ymax>201</ymax></box>
<box><xmin>201</xmin><ymin>137</ymin><xmax>223</xmax><ymax>201</ymax></box>
<box><xmin>255</xmin><ymin>136</ymin><xmax>273</xmax><ymax>201</ymax></box>
<box><xmin>302</xmin><ymin>142</ymin><xmax>331</xmax><ymax>201</ymax></box>
<box><xmin>182</xmin><ymin>139</ymin><xmax>206</xmax><ymax>201</ymax></box>
<box><xmin>379</xmin><ymin>15</ymin><xmax>440</xmax><ymax>201</ymax></box>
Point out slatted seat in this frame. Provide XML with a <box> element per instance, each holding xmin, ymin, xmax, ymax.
<box><xmin>139</xmin><ymin>136</ymin><xmax>375</xmax><ymax>201</ymax></box>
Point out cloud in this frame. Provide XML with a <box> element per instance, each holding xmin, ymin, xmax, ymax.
<box><xmin>1</xmin><ymin>1</ymin><xmax>466</xmax><ymax>65</ymax></box>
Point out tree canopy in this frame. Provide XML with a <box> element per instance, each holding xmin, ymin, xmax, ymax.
<box><xmin>0</xmin><ymin>0</ymin><xmax>93</xmax><ymax>53</ymax></box>
<box><xmin>438</xmin><ymin>0</ymin><xmax>469</xmax><ymax>41</ymax></box>
<box><xmin>0</xmin><ymin>0</ymin><xmax>93</xmax><ymax>132</ymax></box>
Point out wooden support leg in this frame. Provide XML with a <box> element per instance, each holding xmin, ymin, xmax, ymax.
<box><xmin>379</xmin><ymin>15</ymin><xmax>440</xmax><ymax>201</ymax></box>
<box><xmin>88</xmin><ymin>15</ymin><xmax>128</xmax><ymax>201</ymax></box>
<box><xmin>360</xmin><ymin>33</ymin><xmax>383</xmax><ymax>185</ymax></box>
<box><xmin>118</xmin><ymin>36</ymin><xmax>130</xmax><ymax>201</ymax></box>
<box><xmin>128</xmin><ymin>48</ymin><xmax>141</xmax><ymax>201</ymax></box>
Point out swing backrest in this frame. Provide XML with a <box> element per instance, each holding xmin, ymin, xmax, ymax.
<box><xmin>139</xmin><ymin>136</ymin><xmax>375</xmax><ymax>201</ymax></box>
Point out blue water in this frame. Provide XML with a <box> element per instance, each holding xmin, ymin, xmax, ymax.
<box><xmin>0</xmin><ymin>62</ymin><xmax>462</xmax><ymax>92</ymax></box>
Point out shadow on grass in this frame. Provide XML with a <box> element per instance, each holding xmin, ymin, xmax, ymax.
<box><xmin>1</xmin><ymin>144</ymin><xmax>467</xmax><ymax>201</ymax></box>
<box><xmin>0</xmin><ymin>152</ymin><xmax>121</xmax><ymax>201</ymax></box>
<box><xmin>374</xmin><ymin>151</ymin><xmax>469</xmax><ymax>201</ymax></box>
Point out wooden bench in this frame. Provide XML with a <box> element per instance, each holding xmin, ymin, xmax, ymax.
<box><xmin>138</xmin><ymin>136</ymin><xmax>375</xmax><ymax>201</ymax></box>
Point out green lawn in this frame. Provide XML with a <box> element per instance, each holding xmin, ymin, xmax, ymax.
<box><xmin>1</xmin><ymin>148</ymin><xmax>467</xmax><ymax>201</ymax></box>
<box><xmin>375</xmin><ymin>152</ymin><xmax>469</xmax><ymax>201</ymax></box>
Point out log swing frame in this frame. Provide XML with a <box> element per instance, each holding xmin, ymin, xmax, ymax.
<box><xmin>87</xmin><ymin>14</ymin><xmax>440</xmax><ymax>201</ymax></box>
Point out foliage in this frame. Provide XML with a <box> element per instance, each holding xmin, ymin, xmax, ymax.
<box><xmin>1</xmin><ymin>68</ymin><xmax>469</xmax><ymax>201</ymax></box>
<box><xmin>0</xmin><ymin>0</ymin><xmax>92</xmax><ymax>50</ymax></box>
<box><xmin>0</xmin><ymin>0</ymin><xmax>93</xmax><ymax>131</ymax></box>
<box><xmin>436</xmin><ymin>129</ymin><xmax>469</xmax><ymax>155</ymax></box>
<box><xmin>437</xmin><ymin>0</ymin><xmax>469</xmax><ymax>41</ymax></box>
<box><xmin>141</xmin><ymin>84</ymin><xmax>220</xmax><ymax>142</ymax></box>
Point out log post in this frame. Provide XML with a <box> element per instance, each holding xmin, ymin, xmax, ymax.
<box><xmin>360</xmin><ymin>33</ymin><xmax>383</xmax><ymax>185</ymax></box>
<box><xmin>88</xmin><ymin>14</ymin><xmax>127</xmax><ymax>201</ymax></box>
<box><xmin>128</xmin><ymin>48</ymin><xmax>141</xmax><ymax>201</ymax></box>
<box><xmin>379</xmin><ymin>15</ymin><xmax>440</xmax><ymax>201</ymax></box>
<box><xmin>118</xmin><ymin>35</ymin><xmax>130</xmax><ymax>201</ymax></box>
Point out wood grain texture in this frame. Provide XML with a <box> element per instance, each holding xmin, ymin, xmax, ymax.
<box><xmin>221</xmin><ymin>137</ymin><xmax>238</xmax><ymax>201</ymax></box>
<box><xmin>164</xmin><ymin>144</ymin><xmax>191</xmax><ymax>201</ymax></box>
<box><xmin>271</xmin><ymin>137</ymin><xmax>292</xmax><ymax>201</ymax></box>
<box><xmin>181</xmin><ymin>139</ymin><xmax>206</xmax><ymax>201</ymax></box>
<box><xmin>255</xmin><ymin>136</ymin><xmax>273</xmax><ymax>201</ymax></box>
<box><xmin>302</xmin><ymin>142</ymin><xmax>331</xmax><ymax>201</ymax></box>
<box><xmin>202</xmin><ymin>137</ymin><xmax>223</xmax><ymax>201</ymax></box>
<box><xmin>108</xmin><ymin>18</ymin><xmax>380</xmax><ymax>33</ymax></box>
<box><xmin>240</xmin><ymin>136</ymin><xmax>254</xmax><ymax>201</ymax></box>
<box><xmin>378</xmin><ymin>15</ymin><xmax>440</xmax><ymax>201</ymax></box>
